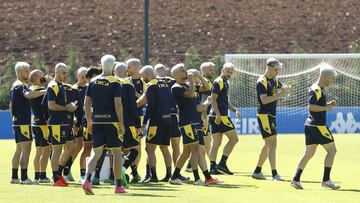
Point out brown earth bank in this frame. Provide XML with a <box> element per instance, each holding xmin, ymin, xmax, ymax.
<box><xmin>1</xmin><ymin>0</ymin><xmax>360</xmax><ymax>67</ymax></box>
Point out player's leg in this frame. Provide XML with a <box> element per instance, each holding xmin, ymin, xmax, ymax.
<box><xmin>64</xmin><ymin>136</ymin><xmax>83</xmax><ymax>181</ymax></box>
<box><xmin>218</xmin><ymin>129</ymin><xmax>238</xmax><ymax>175</ymax></box>
<box><xmin>19</xmin><ymin>141</ymin><xmax>32</xmax><ymax>184</ymax></box>
<box><xmin>266</xmin><ymin>135</ymin><xmax>283</xmax><ymax>180</ymax></box>
<box><xmin>171</xmin><ymin>137</ymin><xmax>181</xmax><ymax>166</ymax></box>
<box><xmin>203</xmin><ymin>134</ymin><xmax>211</xmax><ymax>159</ymax></box>
<box><xmin>291</xmin><ymin>144</ymin><xmax>317</xmax><ymax>189</ymax></box>
<box><xmin>39</xmin><ymin>145</ymin><xmax>51</xmax><ymax>182</ymax></box>
<box><xmin>129</xmin><ymin>145</ymin><xmax>141</xmax><ymax>183</ymax></box>
<box><xmin>209</xmin><ymin>132</ymin><xmax>223</xmax><ymax>174</ymax></box>
<box><xmin>159</xmin><ymin>145</ymin><xmax>172</xmax><ymax>182</ymax></box>
<box><xmin>197</xmin><ymin>143</ymin><xmax>222</xmax><ymax>185</ymax></box>
<box><xmin>51</xmin><ymin>144</ymin><xmax>64</xmax><ymax>185</ymax></box>
<box><xmin>321</xmin><ymin>142</ymin><xmax>339</xmax><ymax>189</ymax></box>
<box><xmin>92</xmin><ymin>149</ymin><xmax>107</xmax><ymax>185</ymax></box>
<box><xmin>11</xmin><ymin>143</ymin><xmax>22</xmax><ymax>183</ymax></box>
<box><xmin>170</xmin><ymin>144</ymin><xmax>192</xmax><ymax>184</ymax></box>
<box><xmin>112</xmin><ymin>147</ymin><xmax>126</xmax><ymax>193</ymax></box>
<box><xmin>58</xmin><ymin>140</ymin><xmax>74</xmax><ymax>178</ymax></box>
<box><xmin>33</xmin><ymin>146</ymin><xmax>41</xmax><ymax>183</ymax></box>
<box><xmin>252</xmin><ymin>141</ymin><xmax>269</xmax><ymax>179</ymax></box>
<box><xmin>145</xmin><ymin>143</ymin><xmax>158</xmax><ymax>182</ymax></box>
<box><xmin>189</xmin><ymin>143</ymin><xmax>200</xmax><ymax>182</ymax></box>
<box><xmin>82</xmin><ymin>145</ymin><xmax>104</xmax><ymax>195</ymax></box>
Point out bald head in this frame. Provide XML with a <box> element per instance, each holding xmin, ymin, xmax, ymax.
<box><xmin>15</xmin><ymin>61</ymin><xmax>31</xmax><ymax>81</ymax></box>
<box><xmin>140</xmin><ymin>65</ymin><xmax>155</xmax><ymax>82</ymax></box>
<box><xmin>154</xmin><ymin>64</ymin><xmax>167</xmax><ymax>77</ymax></box>
<box><xmin>221</xmin><ymin>63</ymin><xmax>235</xmax><ymax>81</ymax></box>
<box><xmin>200</xmin><ymin>62</ymin><xmax>215</xmax><ymax>79</ymax></box>
<box><xmin>114</xmin><ymin>62</ymin><xmax>128</xmax><ymax>78</ymax></box>
<box><xmin>29</xmin><ymin>69</ymin><xmax>43</xmax><ymax>84</ymax></box>
<box><xmin>126</xmin><ymin>58</ymin><xmax>142</xmax><ymax>76</ymax></box>
<box><xmin>101</xmin><ymin>54</ymin><xmax>116</xmax><ymax>75</ymax></box>
<box><xmin>54</xmin><ymin>62</ymin><xmax>68</xmax><ymax>82</ymax></box>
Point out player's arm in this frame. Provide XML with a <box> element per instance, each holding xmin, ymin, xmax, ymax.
<box><xmin>183</xmin><ymin>73</ymin><xmax>195</xmax><ymax>98</ymax></box>
<box><xmin>115</xmin><ymin>97</ymin><xmax>125</xmax><ymax>134</ymax></box>
<box><xmin>228</xmin><ymin>102</ymin><xmax>240</xmax><ymax>120</ymax></box>
<box><xmin>308</xmin><ymin>90</ymin><xmax>335</xmax><ymax>112</ymax></box>
<box><xmin>84</xmin><ymin>95</ymin><xmax>93</xmax><ymax>134</ymax></box>
<box><xmin>136</xmin><ymin>93</ymin><xmax>147</xmax><ymax>108</ymax></box>
<box><xmin>197</xmin><ymin>75</ymin><xmax>210</xmax><ymax>92</ymax></box>
<box><xmin>21</xmin><ymin>85</ymin><xmax>46</xmax><ymax>99</ymax></box>
<box><xmin>258</xmin><ymin>81</ymin><xmax>286</xmax><ymax>104</ymax></box>
<box><xmin>143</xmin><ymin>85</ymin><xmax>155</xmax><ymax>126</ymax></box>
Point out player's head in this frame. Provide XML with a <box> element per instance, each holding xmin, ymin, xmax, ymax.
<box><xmin>15</xmin><ymin>62</ymin><xmax>31</xmax><ymax>81</ymax></box>
<box><xmin>54</xmin><ymin>62</ymin><xmax>68</xmax><ymax>82</ymax></box>
<box><xmin>86</xmin><ymin>65</ymin><xmax>101</xmax><ymax>79</ymax></box>
<box><xmin>266</xmin><ymin>58</ymin><xmax>283</xmax><ymax>78</ymax></box>
<box><xmin>114</xmin><ymin>62</ymin><xmax>128</xmax><ymax>78</ymax></box>
<box><xmin>221</xmin><ymin>63</ymin><xmax>235</xmax><ymax>81</ymax></box>
<box><xmin>200</xmin><ymin>62</ymin><xmax>215</xmax><ymax>79</ymax></box>
<box><xmin>319</xmin><ymin>65</ymin><xmax>337</xmax><ymax>87</ymax></box>
<box><xmin>171</xmin><ymin>63</ymin><xmax>187</xmax><ymax>82</ymax></box>
<box><xmin>140</xmin><ymin>65</ymin><xmax>155</xmax><ymax>82</ymax></box>
<box><xmin>29</xmin><ymin>69</ymin><xmax>44</xmax><ymax>85</ymax></box>
<box><xmin>101</xmin><ymin>54</ymin><xmax>116</xmax><ymax>76</ymax></box>
<box><xmin>126</xmin><ymin>58</ymin><xmax>142</xmax><ymax>76</ymax></box>
<box><xmin>154</xmin><ymin>63</ymin><xmax>168</xmax><ymax>77</ymax></box>
<box><xmin>77</xmin><ymin>67</ymin><xmax>88</xmax><ymax>84</ymax></box>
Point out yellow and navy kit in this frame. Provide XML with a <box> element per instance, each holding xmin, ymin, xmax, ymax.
<box><xmin>10</xmin><ymin>80</ymin><xmax>32</xmax><ymax>143</ymax></box>
<box><xmin>129</xmin><ymin>77</ymin><xmax>146</xmax><ymax>116</ymax></box>
<box><xmin>210</xmin><ymin>76</ymin><xmax>230</xmax><ymax>116</ymax></box>
<box><xmin>119</xmin><ymin>78</ymin><xmax>141</xmax><ymax>149</ymax></box>
<box><xmin>86</xmin><ymin>75</ymin><xmax>123</xmax><ymax>148</ymax></box>
<box><xmin>29</xmin><ymin>85</ymin><xmax>49</xmax><ymax>147</ymax></box>
<box><xmin>63</xmin><ymin>83</ymin><xmax>82</xmax><ymax>126</ymax></box>
<box><xmin>72</xmin><ymin>83</ymin><xmax>87</xmax><ymax>128</ymax></box>
<box><xmin>304</xmin><ymin>83</ymin><xmax>334</xmax><ymax>145</ymax></box>
<box><xmin>47</xmin><ymin>80</ymin><xmax>68</xmax><ymax>125</ymax></box>
<box><xmin>256</xmin><ymin>75</ymin><xmax>282</xmax><ymax>116</ymax></box>
<box><xmin>144</xmin><ymin>78</ymin><xmax>172</xmax><ymax>146</ymax></box>
<box><xmin>172</xmin><ymin>83</ymin><xmax>200</xmax><ymax>145</ymax></box>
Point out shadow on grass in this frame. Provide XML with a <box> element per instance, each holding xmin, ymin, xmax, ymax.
<box><xmin>208</xmin><ymin>183</ymin><xmax>258</xmax><ymax>189</ymax></box>
<box><xmin>337</xmin><ymin>189</ymin><xmax>360</xmax><ymax>193</ymax></box>
<box><xmin>98</xmin><ymin>193</ymin><xmax>176</xmax><ymax>198</ymax></box>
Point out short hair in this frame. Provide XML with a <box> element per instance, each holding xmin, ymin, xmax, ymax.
<box><xmin>140</xmin><ymin>65</ymin><xmax>154</xmax><ymax>75</ymax></box>
<box><xmin>200</xmin><ymin>62</ymin><xmax>215</xmax><ymax>72</ymax></box>
<box><xmin>15</xmin><ymin>62</ymin><xmax>30</xmax><ymax>75</ymax></box>
<box><xmin>171</xmin><ymin>63</ymin><xmax>185</xmax><ymax>77</ymax></box>
<box><xmin>126</xmin><ymin>58</ymin><xmax>142</xmax><ymax>70</ymax></box>
<box><xmin>77</xmin><ymin>67</ymin><xmax>88</xmax><ymax>76</ymax></box>
<box><xmin>114</xmin><ymin>62</ymin><xmax>127</xmax><ymax>77</ymax></box>
<box><xmin>320</xmin><ymin>64</ymin><xmax>337</xmax><ymax>77</ymax></box>
<box><xmin>55</xmin><ymin>63</ymin><xmax>67</xmax><ymax>72</ymax></box>
<box><xmin>222</xmin><ymin>62</ymin><xmax>235</xmax><ymax>70</ymax></box>
<box><xmin>29</xmin><ymin>69</ymin><xmax>42</xmax><ymax>83</ymax></box>
<box><xmin>101</xmin><ymin>54</ymin><xmax>116</xmax><ymax>74</ymax></box>
<box><xmin>85</xmin><ymin>66</ymin><xmax>101</xmax><ymax>79</ymax></box>
<box><xmin>154</xmin><ymin>64</ymin><xmax>167</xmax><ymax>73</ymax></box>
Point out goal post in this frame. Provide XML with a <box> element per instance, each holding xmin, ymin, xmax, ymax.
<box><xmin>224</xmin><ymin>54</ymin><xmax>360</xmax><ymax>135</ymax></box>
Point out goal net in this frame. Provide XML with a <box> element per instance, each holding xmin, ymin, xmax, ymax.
<box><xmin>225</xmin><ymin>54</ymin><xmax>360</xmax><ymax>135</ymax></box>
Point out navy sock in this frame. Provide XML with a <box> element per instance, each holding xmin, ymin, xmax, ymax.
<box><xmin>20</xmin><ymin>169</ymin><xmax>28</xmax><ymax>181</ymax></box>
<box><xmin>254</xmin><ymin>166</ymin><xmax>262</xmax><ymax>173</ymax></box>
<box><xmin>171</xmin><ymin>167</ymin><xmax>181</xmax><ymax>180</ymax></box>
<box><xmin>80</xmin><ymin>169</ymin><xmax>86</xmax><ymax>177</ymax></box>
<box><xmin>123</xmin><ymin>149</ymin><xmax>138</xmax><ymax>169</ymax></box>
<box><xmin>193</xmin><ymin>169</ymin><xmax>200</xmax><ymax>181</ymax></box>
<box><xmin>150</xmin><ymin>167</ymin><xmax>158</xmax><ymax>179</ymax></box>
<box><xmin>202</xmin><ymin>170</ymin><xmax>212</xmax><ymax>179</ymax></box>
<box><xmin>53</xmin><ymin>171</ymin><xmax>59</xmax><ymax>182</ymax></box>
<box><xmin>58</xmin><ymin>165</ymin><xmax>65</xmax><ymax>176</ymax></box>
<box><xmin>63</xmin><ymin>157</ymin><xmax>73</xmax><ymax>176</ymax></box>
<box><xmin>35</xmin><ymin>172</ymin><xmax>40</xmax><ymax>180</ymax></box>
<box><xmin>131</xmin><ymin>165</ymin><xmax>139</xmax><ymax>176</ymax></box>
<box><xmin>323</xmin><ymin>167</ymin><xmax>331</xmax><ymax>182</ymax></box>
<box><xmin>272</xmin><ymin>169</ymin><xmax>278</xmax><ymax>177</ymax></box>
<box><xmin>293</xmin><ymin>168</ymin><xmax>303</xmax><ymax>182</ymax></box>
<box><xmin>12</xmin><ymin>168</ymin><xmax>18</xmax><ymax>179</ymax></box>
<box><xmin>219</xmin><ymin>155</ymin><xmax>228</xmax><ymax>165</ymax></box>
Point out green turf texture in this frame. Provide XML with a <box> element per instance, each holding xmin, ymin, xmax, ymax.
<box><xmin>1</xmin><ymin>134</ymin><xmax>359</xmax><ymax>203</ymax></box>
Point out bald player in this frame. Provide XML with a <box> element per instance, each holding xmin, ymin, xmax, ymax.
<box><xmin>47</xmin><ymin>63</ymin><xmax>78</xmax><ymax>187</ymax></box>
<box><xmin>114</xmin><ymin>62</ymin><xmax>141</xmax><ymax>186</ymax></box>
<box><xmin>10</xmin><ymin>62</ymin><xmax>46</xmax><ymax>184</ymax></box>
<box><xmin>29</xmin><ymin>69</ymin><xmax>52</xmax><ymax>183</ymax></box>
<box><xmin>291</xmin><ymin>66</ymin><xmax>339</xmax><ymax>190</ymax></box>
<box><xmin>209</xmin><ymin>63</ymin><xmax>240</xmax><ymax>175</ymax></box>
<box><xmin>82</xmin><ymin>55</ymin><xmax>126</xmax><ymax>194</ymax></box>
<box><xmin>126</xmin><ymin>58</ymin><xmax>146</xmax><ymax>182</ymax></box>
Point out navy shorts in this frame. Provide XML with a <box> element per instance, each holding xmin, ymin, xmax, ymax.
<box><xmin>146</xmin><ymin>124</ymin><xmax>171</xmax><ymax>146</ymax></box>
<box><xmin>170</xmin><ymin>115</ymin><xmax>181</xmax><ymax>138</ymax></box>
<box><xmin>305</xmin><ymin>125</ymin><xmax>334</xmax><ymax>145</ymax></box>
<box><xmin>82</xmin><ymin>127</ymin><xmax>93</xmax><ymax>142</ymax></box>
<box><xmin>74</xmin><ymin>125</ymin><xmax>83</xmax><ymax>139</ymax></box>
<box><xmin>257</xmin><ymin>114</ymin><xmax>277</xmax><ymax>139</ymax></box>
<box><xmin>123</xmin><ymin>126</ymin><xmax>140</xmax><ymax>149</ymax></box>
<box><xmin>32</xmin><ymin>125</ymin><xmax>49</xmax><ymax>147</ymax></box>
<box><xmin>196</xmin><ymin>124</ymin><xmax>205</xmax><ymax>146</ymax></box>
<box><xmin>49</xmin><ymin>125</ymin><xmax>74</xmax><ymax>145</ymax></box>
<box><xmin>13</xmin><ymin>125</ymin><xmax>32</xmax><ymax>143</ymax></box>
<box><xmin>92</xmin><ymin>123</ymin><xmax>123</xmax><ymax>149</ymax></box>
<box><xmin>179</xmin><ymin>123</ymin><xmax>199</xmax><ymax>145</ymax></box>
<box><xmin>209</xmin><ymin>116</ymin><xmax>235</xmax><ymax>134</ymax></box>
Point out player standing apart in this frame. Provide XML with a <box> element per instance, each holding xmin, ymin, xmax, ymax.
<box><xmin>252</xmin><ymin>58</ymin><xmax>289</xmax><ymax>181</ymax></box>
<box><xmin>291</xmin><ymin>66</ymin><xmax>339</xmax><ymax>190</ymax></box>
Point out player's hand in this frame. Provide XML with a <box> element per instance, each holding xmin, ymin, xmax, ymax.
<box><xmin>44</xmin><ymin>75</ymin><xmax>53</xmax><ymax>83</ymax></box>
<box><xmin>188</xmin><ymin>73</ymin><xmax>194</xmax><ymax>82</ymax></box>
<box><xmin>328</xmin><ymin>100</ymin><xmax>337</xmax><ymax>106</ymax></box>
<box><xmin>136</xmin><ymin>128</ymin><xmax>142</xmax><ymax>136</ymax></box>
<box><xmin>119</xmin><ymin>123</ymin><xmax>126</xmax><ymax>135</ymax></box>
<box><xmin>215</xmin><ymin>115</ymin><xmax>221</xmax><ymax>125</ymax></box>
<box><xmin>66</xmin><ymin>103</ymin><xmax>77</xmax><ymax>112</ymax></box>
<box><xmin>325</xmin><ymin>104</ymin><xmax>334</xmax><ymax>112</ymax></box>
<box><xmin>279</xmin><ymin>87</ymin><xmax>287</xmax><ymax>97</ymax></box>
<box><xmin>87</xmin><ymin>120</ymin><xmax>93</xmax><ymax>135</ymax></box>
<box><xmin>73</xmin><ymin>126</ymin><xmax>79</xmax><ymax>135</ymax></box>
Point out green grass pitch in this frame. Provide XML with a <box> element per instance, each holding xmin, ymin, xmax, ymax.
<box><xmin>0</xmin><ymin>134</ymin><xmax>360</xmax><ymax>203</ymax></box>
